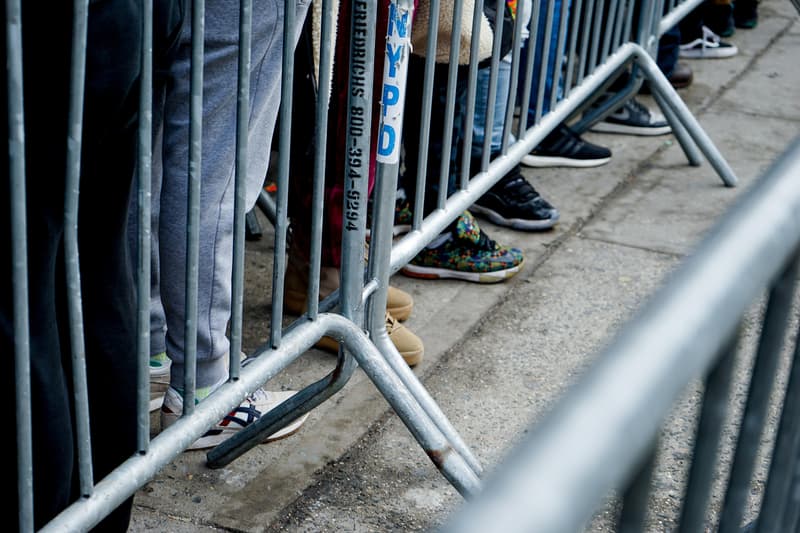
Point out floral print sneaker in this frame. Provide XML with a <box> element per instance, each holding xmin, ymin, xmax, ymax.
<box><xmin>401</xmin><ymin>211</ymin><xmax>524</xmax><ymax>283</ymax></box>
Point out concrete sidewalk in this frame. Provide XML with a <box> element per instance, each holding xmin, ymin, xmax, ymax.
<box><xmin>129</xmin><ymin>2</ymin><xmax>800</xmax><ymax>531</ymax></box>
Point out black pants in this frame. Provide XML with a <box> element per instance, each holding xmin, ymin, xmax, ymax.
<box><xmin>0</xmin><ymin>1</ymin><xmax>184</xmax><ymax>530</ymax></box>
<box><xmin>401</xmin><ymin>56</ymin><xmax>470</xmax><ymax>219</ymax></box>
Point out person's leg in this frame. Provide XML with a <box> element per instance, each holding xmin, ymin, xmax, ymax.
<box><xmin>0</xmin><ymin>3</ymin><xmax>75</xmax><ymax>527</ymax></box>
<box><xmin>472</xmin><ymin>58</ymin><xmax>512</xmax><ymax>167</ymax></box>
<box><xmin>159</xmin><ymin>0</ymin><xmax>311</xmax><ymax>392</ymax></box>
<box><xmin>470</xmin><ymin>59</ymin><xmax>559</xmax><ymax>232</ymax></box>
<box><xmin>75</xmin><ymin>0</ymin><xmax>190</xmax><ymax>528</ymax></box>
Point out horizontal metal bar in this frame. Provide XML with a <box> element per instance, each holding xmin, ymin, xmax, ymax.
<box><xmin>658</xmin><ymin>0</ymin><xmax>705</xmax><ymax>37</ymax></box>
<box><xmin>40</xmin><ymin>313</ymin><xmax>360</xmax><ymax>532</ymax></box>
<box><xmin>391</xmin><ymin>43</ymin><xmax>639</xmax><ymax>271</ymax></box>
<box><xmin>439</xmin><ymin>137</ymin><xmax>800</xmax><ymax>533</ymax></box>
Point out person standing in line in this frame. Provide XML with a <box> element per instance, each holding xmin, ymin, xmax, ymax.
<box><xmin>2</xmin><ymin>0</ymin><xmax>185</xmax><ymax>529</ymax></box>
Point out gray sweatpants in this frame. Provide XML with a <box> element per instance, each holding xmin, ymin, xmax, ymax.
<box><xmin>150</xmin><ymin>0</ymin><xmax>310</xmax><ymax>390</ymax></box>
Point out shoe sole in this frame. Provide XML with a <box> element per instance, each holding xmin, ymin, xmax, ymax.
<box><xmin>590</xmin><ymin>122</ymin><xmax>672</xmax><ymax>137</ymax></box>
<box><xmin>679</xmin><ymin>48</ymin><xmax>738</xmax><ymax>59</ymax></box>
<box><xmin>521</xmin><ymin>154</ymin><xmax>611</xmax><ymax>168</ymax></box>
<box><xmin>470</xmin><ymin>204</ymin><xmax>559</xmax><ymax>231</ymax></box>
<box><xmin>184</xmin><ymin>413</ymin><xmax>309</xmax><ymax>450</ymax></box>
<box><xmin>401</xmin><ymin>260</ymin><xmax>523</xmax><ymax>284</ymax></box>
<box><xmin>162</xmin><ymin>403</ymin><xmax>310</xmax><ymax>451</ymax></box>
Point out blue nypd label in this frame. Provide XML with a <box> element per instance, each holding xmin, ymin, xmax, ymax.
<box><xmin>376</xmin><ymin>0</ymin><xmax>412</xmax><ymax>164</ymax></box>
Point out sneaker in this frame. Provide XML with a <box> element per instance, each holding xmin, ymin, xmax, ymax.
<box><xmin>401</xmin><ymin>211</ymin><xmax>524</xmax><ymax>283</ymax></box>
<box><xmin>284</xmin><ymin>260</ymin><xmax>414</xmax><ymax>321</ymax></box>
<box><xmin>160</xmin><ymin>386</ymin><xmax>309</xmax><ymax>450</ymax></box>
<box><xmin>679</xmin><ymin>26</ymin><xmax>738</xmax><ymax>59</ymax></box>
<box><xmin>591</xmin><ymin>99</ymin><xmax>671</xmax><ymax>136</ymax></box>
<box><xmin>471</xmin><ymin>167</ymin><xmax>559</xmax><ymax>231</ymax></box>
<box><xmin>149</xmin><ymin>352</ymin><xmax>171</xmax><ymax>412</ymax></box>
<box><xmin>521</xmin><ymin>125</ymin><xmax>611</xmax><ymax>168</ymax></box>
<box><xmin>314</xmin><ymin>311</ymin><xmax>424</xmax><ymax>366</ymax></box>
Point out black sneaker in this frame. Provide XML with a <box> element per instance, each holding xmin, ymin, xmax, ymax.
<box><xmin>679</xmin><ymin>26</ymin><xmax>738</xmax><ymax>59</ymax></box>
<box><xmin>591</xmin><ymin>98</ymin><xmax>672</xmax><ymax>137</ymax></box>
<box><xmin>521</xmin><ymin>125</ymin><xmax>612</xmax><ymax>168</ymax></box>
<box><xmin>472</xmin><ymin>166</ymin><xmax>559</xmax><ymax>231</ymax></box>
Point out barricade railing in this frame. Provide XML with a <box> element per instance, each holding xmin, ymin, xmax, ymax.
<box><xmin>7</xmin><ymin>0</ymin><xmax>742</xmax><ymax>531</ymax></box>
<box><xmin>439</xmin><ymin>137</ymin><xmax>800</xmax><ymax>532</ymax></box>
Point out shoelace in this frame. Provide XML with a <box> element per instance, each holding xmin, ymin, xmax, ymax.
<box><xmin>701</xmin><ymin>25</ymin><xmax>722</xmax><ymax>47</ymax></box>
<box><xmin>626</xmin><ymin>98</ymin><xmax>650</xmax><ymax>118</ymax></box>
<box><xmin>504</xmin><ymin>176</ymin><xmax>540</xmax><ymax>202</ymax></box>
<box><xmin>473</xmin><ymin>227</ymin><xmax>498</xmax><ymax>251</ymax></box>
<box><xmin>385</xmin><ymin>312</ymin><xmax>398</xmax><ymax>332</ymax></box>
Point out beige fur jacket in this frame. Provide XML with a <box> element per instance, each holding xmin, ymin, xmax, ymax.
<box><xmin>311</xmin><ymin>0</ymin><xmax>494</xmax><ymax>72</ymax></box>
<box><xmin>411</xmin><ymin>0</ymin><xmax>494</xmax><ymax>64</ymax></box>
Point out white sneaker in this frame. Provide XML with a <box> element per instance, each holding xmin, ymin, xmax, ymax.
<box><xmin>679</xmin><ymin>26</ymin><xmax>738</xmax><ymax>59</ymax></box>
<box><xmin>160</xmin><ymin>387</ymin><xmax>309</xmax><ymax>450</ymax></box>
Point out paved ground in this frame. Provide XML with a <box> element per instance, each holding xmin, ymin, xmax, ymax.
<box><xmin>129</xmin><ymin>2</ymin><xmax>800</xmax><ymax>531</ymax></box>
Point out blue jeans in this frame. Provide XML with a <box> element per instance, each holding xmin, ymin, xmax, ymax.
<box><xmin>520</xmin><ymin>0</ymin><xmax>569</xmax><ymax>125</ymax></box>
<box><xmin>473</xmin><ymin>58</ymin><xmax>513</xmax><ymax>158</ymax></box>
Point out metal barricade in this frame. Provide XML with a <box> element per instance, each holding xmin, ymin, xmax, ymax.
<box><xmin>439</xmin><ymin>137</ymin><xmax>800</xmax><ymax>532</ymax></box>
<box><xmin>6</xmin><ymin>0</ymin><xmax>742</xmax><ymax>530</ymax></box>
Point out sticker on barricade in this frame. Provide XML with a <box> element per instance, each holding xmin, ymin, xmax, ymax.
<box><xmin>377</xmin><ymin>0</ymin><xmax>413</xmax><ymax>164</ymax></box>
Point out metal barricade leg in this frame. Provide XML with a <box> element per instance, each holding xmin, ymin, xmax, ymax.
<box><xmin>207</xmin><ymin>315</ymin><xmax>482</xmax><ymax>496</ymax></box>
<box><xmin>633</xmin><ymin>45</ymin><xmax>737</xmax><ymax>187</ymax></box>
<box><xmin>651</xmin><ymin>89</ymin><xmax>704</xmax><ymax>167</ymax></box>
<box><xmin>207</xmin><ymin>347</ymin><xmax>359</xmax><ymax>468</ymax></box>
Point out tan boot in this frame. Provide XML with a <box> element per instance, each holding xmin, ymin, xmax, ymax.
<box><xmin>315</xmin><ymin>311</ymin><xmax>423</xmax><ymax>366</ymax></box>
<box><xmin>283</xmin><ymin>258</ymin><xmax>414</xmax><ymax>321</ymax></box>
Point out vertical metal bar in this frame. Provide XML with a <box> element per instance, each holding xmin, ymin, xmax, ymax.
<box><xmin>501</xmin><ymin>0</ymin><xmax>525</xmax><ymax>152</ymax></box>
<box><xmin>515</xmin><ymin>0</ymin><xmax>539</xmax><ymax>136</ymax></box>
<box><xmin>479</xmin><ymin>0</ymin><xmax>504</xmax><ymax>171</ymax></box>
<box><xmin>634</xmin><ymin>49</ymin><xmax>736</xmax><ymax>187</ymax></box>
<box><xmin>7</xmin><ymin>0</ymin><xmax>33</xmax><ymax>528</ymax></box>
<box><xmin>436</xmin><ymin>0</ymin><xmax>464</xmax><ymax>209</ymax></box>
<box><xmin>588</xmin><ymin>0</ymin><xmax>605</xmax><ymax>74</ymax></box>
<box><xmin>617</xmin><ymin>444</ymin><xmax>657</xmax><ymax>533</ymax></box>
<box><xmin>678</xmin><ymin>335</ymin><xmax>739</xmax><ymax>532</ymax></box>
<box><xmin>611</xmin><ymin>0</ymin><xmax>625</xmax><ymax>52</ymax></box>
<box><xmin>229</xmin><ymin>0</ymin><xmax>252</xmax><ymax>380</ymax></box>
<box><xmin>718</xmin><ymin>257</ymin><xmax>800</xmax><ymax>533</ymax></box>
<box><xmin>64</xmin><ymin>0</ymin><xmax>94</xmax><ymax>496</ymax></box>
<box><xmin>136</xmin><ymin>0</ymin><xmax>154</xmax><ymax>452</ymax></box>
<box><xmin>534</xmin><ymin>0</ymin><xmax>555</xmax><ymax>123</ymax></box>
<box><xmin>269</xmin><ymin>0</ymin><xmax>296</xmax><ymax>347</ymax></box>
<box><xmin>306</xmin><ymin>0</ymin><xmax>335</xmax><ymax>320</ymax></box>
<box><xmin>411</xmin><ymin>0</ymin><xmax>439</xmax><ymax>231</ymax></box>
<box><xmin>756</xmin><ymin>305</ymin><xmax>800</xmax><ymax>533</ymax></box>
<box><xmin>549</xmin><ymin>0</ymin><xmax>570</xmax><ymax>113</ymax></box>
<box><xmin>183</xmin><ymin>0</ymin><xmax>205</xmax><ymax>412</ymax></box>
<box><xmin>562</xmin><ymin>0</ymin><xmax>583</xmax><ymax>98</ymax></box>
<box><xmin>339</xmin><ymin>0</ymin><xmax>375</xmax><ymax>321</ymax></box>
<box><xmin>577</xmin><ymin>0</ymin><xmax>595</xmax><ymax>84</ymax></box>
<box><xmin>636</xmin><ymin>0</ymin><xmax>655</xmax><ymax>46</ymax></box>
<box><xmin>458</xmin><ymin>0</ymin><xmax>484</xmax><ymax>187</ymax></box>
<box><xmin>651</xmin><ymin>90</ymin><xmax>702</xmax><ymax>167</ymax></box>
<box><xmin>622</xmin><ymin>0</ymin><xmax>634</xmax><ymax>48</ymax></box>
<box><xmin>600</xmin><ymin>0</ymin><xmax>617</xmax><ymax>63</ymax></box>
